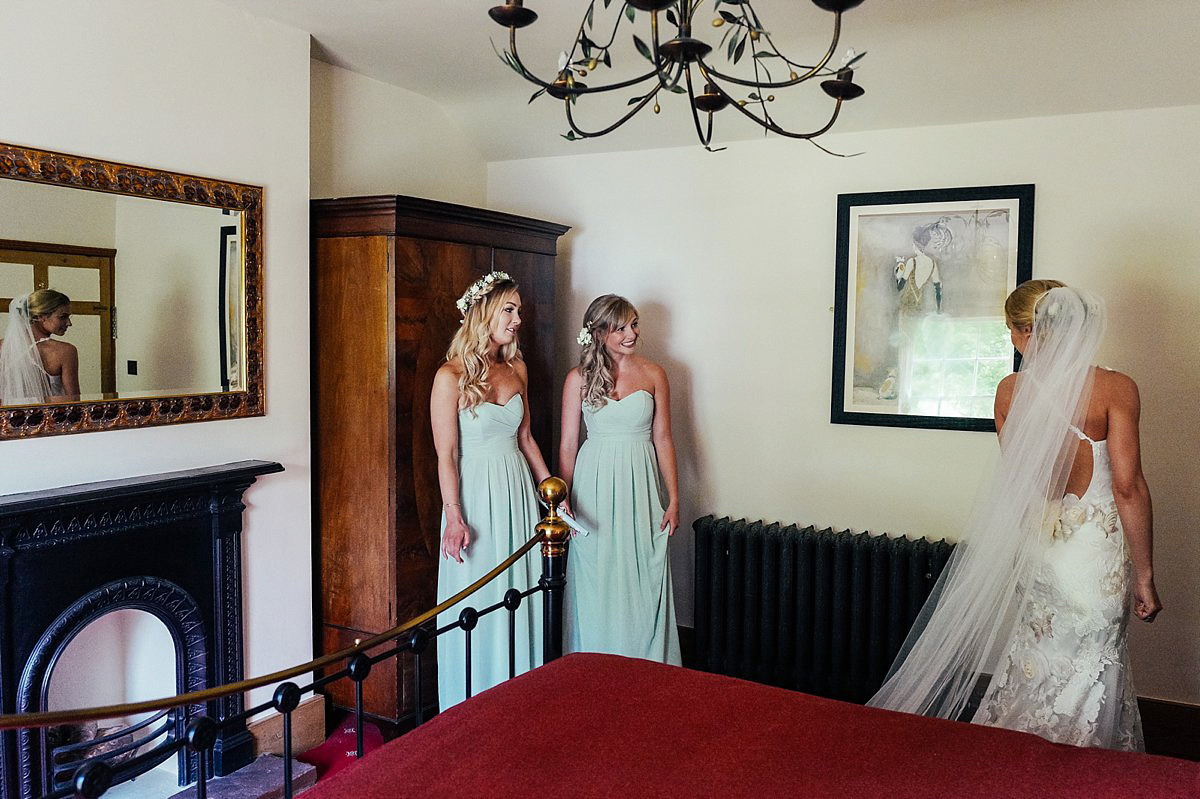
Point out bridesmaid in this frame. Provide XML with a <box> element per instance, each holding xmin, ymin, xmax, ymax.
<box><xmin>559</xmin><ymin>294</ymin><xmax>682</xmax><ymax>665</ymax></box>
<box><xmin>432</xmin><ymin>271</ymin><xmax>551</xmax><ymax>709</ymax></box>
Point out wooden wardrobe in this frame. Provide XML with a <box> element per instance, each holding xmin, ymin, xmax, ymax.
<box><xmin>311</xmin><ymin>196</ymin><xmax>569</xmax><ymax>723</ymax></box>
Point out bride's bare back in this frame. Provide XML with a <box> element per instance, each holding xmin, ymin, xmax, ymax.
<box><xmin>995</xmin><ymin>365</ymin><xmax>1159</xmax><ymax>623</ymax></box>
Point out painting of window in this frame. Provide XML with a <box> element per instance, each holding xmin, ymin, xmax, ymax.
<box><xmin>831</xmin><ymin>185</ymin><xmax>1034</xmax><ymax>432</ymax></box>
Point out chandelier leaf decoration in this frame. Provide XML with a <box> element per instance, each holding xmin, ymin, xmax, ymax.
<box><xmin>488</xmin><ymin>0</ymin><xmax>866</xmax><ymax>153</ymax></box>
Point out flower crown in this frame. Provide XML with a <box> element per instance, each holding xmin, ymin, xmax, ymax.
<box><xmin>576</xmin><ymin>322</ymin><xmax>593</xmax><ymax>347</ymax></box>
<box><xmin>455</xmin><ymin>271</ymin><xmax>512</xmax><ymax>316</ymax></box>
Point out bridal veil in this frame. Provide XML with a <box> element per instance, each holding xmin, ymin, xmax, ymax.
<box><xmin>0</xmin><ymin>293</ymin><xmax>52</xmax><ymax>405</ymax></box>
<box><xmin>867</xmin><ymin>286</ymin><xmax>1106</xmax><ymax>721</ymax></box>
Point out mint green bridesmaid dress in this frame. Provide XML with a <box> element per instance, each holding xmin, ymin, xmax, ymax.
<box><xmin>565</xmin><ymin>389</ymin><xmax>681</xmax><ymax>665</ymax></box>
<box><xmin>437</xmin><ymin>394</ymin><xmax>542</xmax><ymax>709</ymax></box>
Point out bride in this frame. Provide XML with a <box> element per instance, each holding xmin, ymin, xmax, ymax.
<box><xmin>868</xmin><ymin>280</ymin><xmax>1161</xmax><ymax>751</ymax></box>
<box><xmin>0</xmin><ymin>289</ymin><xmax>80</xmax><ymax>405</ymax></box>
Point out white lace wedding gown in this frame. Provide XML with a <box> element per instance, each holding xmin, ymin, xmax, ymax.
<box><xmin>974</xmin><ymin>427</ymin><xmax>1144</xmax><ymax>750</ymax></box>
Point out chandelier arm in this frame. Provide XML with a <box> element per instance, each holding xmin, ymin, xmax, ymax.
<box><xmin>645</xmin><ymin>10</ymin><xmax>698</xmax><ymax>96</ymax></box>
<box><xmin>751</xmin><ymin>2</ymin><xmax>843</xmax><ymax>78</ymax></box>
<box><xmin>708</xmin><ymin>77</ymin><xmax>847</xmax><ymax>141</ymax></box>
<box><xmin>649</xmin><ymin>10</ymin><xmax>678</xmax><ymax>94</ymax></box>
<box><xmin>563</xmin><ymin>84</ymin><xmax>665</xmax><ymax>138</ymax></box>
<box><xmin>682</xmin><ymin>64</ymin><xmax>715</xmax><ymax>147</ymax></box>
<box><xmin>563</xmin><ymin>0</ymin><xmax>602</xmax><ymax>68</ymax></box>
<box><xmin>800</xmin><ymin>135</ymin><xmax>862</xmax><ymax>158</ymax></box>
<box><xmin>701</xmin><ymin>10</ymin><xmax>842</xmax><ymax>89</ymax></box>
<box><xmin>574</xmin><ymin>3</ymin><xmax>677</xmax><ymax>88</ymax></box>
<box><xmin>592</xmin><ymin>1</ymin><xmax>632</xmax><ymax>51</ymax></box>
<box><xmin>568</xmin><ymin>0</ymin><xmax>636</xmax><ymax>65</ymax></box>
<box><xmin>505</xmin><ymin>5</ymin><xmax>679</xmax><ymax>97</ymax></box>
<box><xmin>508</xmin><ymin>29</ymin><xmax>664</xmax><ymax>95</ymax></box>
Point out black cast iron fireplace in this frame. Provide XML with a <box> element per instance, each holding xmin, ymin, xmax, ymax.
<box><xmin>0</xmin><ymin>461</ymin><xmax>283</xmax><ymax>799</ymax></box>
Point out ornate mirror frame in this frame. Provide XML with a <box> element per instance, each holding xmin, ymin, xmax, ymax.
<box><xmin>0</xmin><ymin>142</ymin><xmax>264</xmax><ymax>439</ymax></box>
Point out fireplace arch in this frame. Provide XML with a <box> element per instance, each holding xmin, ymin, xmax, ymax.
<box><xmin>16</xmin><ymin>577</ymin><xmax>207</xmax><ymax>795</ymax></box>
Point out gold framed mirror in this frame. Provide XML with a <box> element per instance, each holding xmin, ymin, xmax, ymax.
<box><xmin>0</xmin><ymin>143</ymin><xmax>264</xmax><ymax>438</ymax></box>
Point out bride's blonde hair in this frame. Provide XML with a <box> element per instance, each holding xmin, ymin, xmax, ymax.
<box><xmin>577</xmin><ymin>294</ymin><xmax>637</xmax><ymax>409</ymax></box>
<box><xmin>28</xmin><ymin>289</ymin><xmax>71</xmax><ymax>319</ymax></box>
<box><xmin>445</xmin><ymin>278</ymin><xmax>521</xmax><ymax>412</ymax></box>
<box><xmin>1005</xmin><ymin>279</ymin><xmax>1066</xmax><ymax>329</ymax></box>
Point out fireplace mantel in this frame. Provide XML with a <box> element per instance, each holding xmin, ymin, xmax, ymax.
<box><xmin>0</xmin><ymin>460</ymin><xmax>283</xmax><ymax>799</ymax></box>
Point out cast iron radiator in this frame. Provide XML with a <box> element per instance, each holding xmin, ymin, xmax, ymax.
<box><xmin>693</xmin><ymin>515</ymin><xmax>955</xmax><ymax>704</ymax></box>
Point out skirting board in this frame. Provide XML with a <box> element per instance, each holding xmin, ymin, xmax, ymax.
<box><xmin>1140</xmin><ymin>697</ymin><xmax>1200</xmax><ymax>761</ymax></box>
<box><xmin>248</xmin><ymin>695</ymin><xmax>326</xmax><ymax>758</ymax></box>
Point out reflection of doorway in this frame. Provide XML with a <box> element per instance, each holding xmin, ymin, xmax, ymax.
<box><xmin>0</xmin><ymin>239</ymin><xmax>117</xmax><ymax>396</ymax></box>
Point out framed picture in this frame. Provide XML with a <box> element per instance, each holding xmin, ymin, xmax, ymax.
<box><xmin>832</xmin><ymin>184</ymin><xmax>1034</xmax><ymax>431</ymax></box>
<box><xmin>218</xmin><ymin>224</ymin><xmax>243</xmax><ymax>392</ymax></box>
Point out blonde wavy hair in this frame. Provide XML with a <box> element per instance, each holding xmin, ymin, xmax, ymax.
<box><xmin>577</xmin><ymin>294</ymin><xmax>637</xmax><ymax>409</ymax></box>
<box><xmin>28</xmin><ymin>289</ymin><xmax>71</xmax><ymax>319</ymax></box>
<box><xmin>445</xmin><ymin>279</ymin><xmax>521</xmax><ymax>412</ymax></box>
<box><xmin>1005</xmin><ymin>279</ymin><xmax>1067</xmax><ymax>329</ymax></box>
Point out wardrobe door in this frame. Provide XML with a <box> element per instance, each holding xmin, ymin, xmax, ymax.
<box><xmin>493</xmin><ymin>247</ymin><xmax>557</xmax><ymax>456</ymax></box>
<box><xmin>314</xmin><ymin>235</ymin><xmax>397</xmax><ymax>637</ymax></box>
<box><xmin>392</xmin><ymin>237</ymin><xmax>491</xmax><ymax>620</ymax></box>
<box><xmin>391</xmin><ymin>237</ymin><xmax>488</xmax><ymax>719</ymax></box>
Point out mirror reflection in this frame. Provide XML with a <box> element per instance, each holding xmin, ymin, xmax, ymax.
<box><xmin>0</xmin><ymin>178</ymin><xmax>244</xmax><ymax>407</ymax></box>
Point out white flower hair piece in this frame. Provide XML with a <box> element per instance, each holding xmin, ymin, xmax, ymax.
<box><xmin>455</xmin><ymin>271</ymin><xmax>512</xmax><ymax>317</ymax></box>
<box><xmin>576</xmin><ymin>323</ymin><xmax>593</xmax><ymax>347</ymax></box>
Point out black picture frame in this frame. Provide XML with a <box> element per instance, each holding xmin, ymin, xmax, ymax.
<box><xmin>218</xmin><ymin>224</ymin><xmax>242</xmax><ymax>392</ymax></box>
<box><xmin>832</xmin><ymin>184</ymin><xmax>1035</xmax><ymax>432</ymax></box>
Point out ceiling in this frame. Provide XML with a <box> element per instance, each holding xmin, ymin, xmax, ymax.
<box><xmin>218</xmin><ymin>0</ymin><xmax>1200</xmax><ymax>162</ymax></box>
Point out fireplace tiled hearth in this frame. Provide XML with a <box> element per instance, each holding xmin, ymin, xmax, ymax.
<box><xmin>0</xmin><ymin>461</ymin><xmax>283</xmax><ymax>799</ymax></box>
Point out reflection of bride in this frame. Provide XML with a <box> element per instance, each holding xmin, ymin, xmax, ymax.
<box><xmin>0</xmin><ymin>289</ymin><xmax>80</xmax><ymax>405</ymax></box>
<box><xmin>869</xmin><ymin>281</ymin><xmax>1160</xmax><ymax>751</ymax></box>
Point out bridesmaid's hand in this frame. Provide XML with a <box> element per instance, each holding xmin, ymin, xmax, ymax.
<box><xmin>1134</xmin><ymin>576</ymin><xmax>1162</xmax><ymax>622</ymax></box>
<box><xmin>559</xmin><ymin>498</ymin><xmax>576</xmax><ymax>520</ymax></box>
<box><xmin>441</xmin><ymin>519</ymin><xmax>471</xmax><ymax>563</ymax></box>
<box><xmin>661</xmin><ymin>502</ymin><xmax>680</xmax><ymax>536</ymax></box>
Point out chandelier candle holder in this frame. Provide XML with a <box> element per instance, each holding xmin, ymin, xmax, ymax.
<box><xmin>488</xmin><ymin>0</ymin><xmax>866</xmax><ymax>152</ymax></box>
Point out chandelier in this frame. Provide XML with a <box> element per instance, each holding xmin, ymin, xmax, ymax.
<box><xmin>487</xmin><ymin>0</ymin><xmax>866</xmax><ymax>153</ymax></box>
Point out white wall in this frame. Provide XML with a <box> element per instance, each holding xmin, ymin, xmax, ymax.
<box><xmin>114</xmin><ymin>199</ymin><xmax>227</xmax><ymax>395</ymax></box>
<box><xmin>0</xmin><ymin>180</ymin><xmax>117</xmax><ymax>247</ymax></box>
<box><xmin>0</xmin><ymin>0</ymin><xmax>312</xmax><ymax>708</ymax></box>
<box><xmin>487</xmin><ymin>104</ymin><xmax>1200</xmax><ymax>705</ymax></box>
<box><xmin>311</xmin><ymin>60</ymin><xmax>486</xmax><ymax>205</ymax></box>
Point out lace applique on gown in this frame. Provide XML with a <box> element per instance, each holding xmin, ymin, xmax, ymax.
<box><xmin>974</xmin><ymin>427</ymin><xmax>1144</xmax><ymax>750</ymax></box>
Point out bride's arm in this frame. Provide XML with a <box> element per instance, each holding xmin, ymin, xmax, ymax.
<box><xmin>1107</xmin><ymin>373</ymin><xmax>1160</xmax><ymax>622</ymax></box>
<box><xmin>993</xmin><ymin>373</ymin><xmax>1016</xmax><ymax>440</ymax></box>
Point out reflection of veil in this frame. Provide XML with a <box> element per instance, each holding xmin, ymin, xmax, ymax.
<box><xmin>0</xmin><ymin>293</ymin><xmax>52</xmax><ymax>405</ymax></box>
<box><xmin>868</xmin><ymin>287</ymin><xmax>1106</xmax><ymax>721</ymax></box>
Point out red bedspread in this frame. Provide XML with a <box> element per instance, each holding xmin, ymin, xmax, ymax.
<box><xmin>302</xmin><ymin>653</ymin><xmax>1200</xmax><ymax>798</ymax></box>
